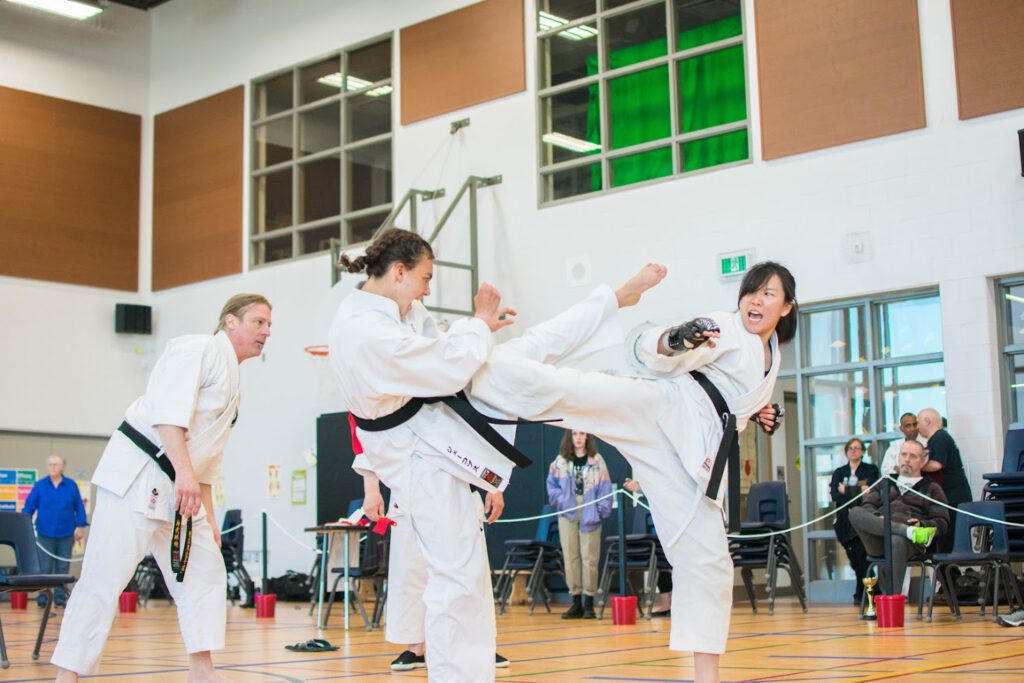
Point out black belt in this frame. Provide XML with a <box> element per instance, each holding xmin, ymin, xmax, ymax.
<box><xmin>117</xmin><ymin>421</ymin><xmax>192</xmax><ymax>582</ymax></box>
<box><xmin>351</xmin><ymin>391</ymin><xmax>541</xmax><ymax>469</ymax></box>
<box><xmin>689</xmin><ymin>372</ymin><xmax>741</xmax><ymax>533</ymax></box>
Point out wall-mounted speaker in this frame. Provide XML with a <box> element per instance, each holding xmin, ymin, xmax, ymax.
<box><xmin>1018</xmin><ymin>129</ymin><xmax>1023</xmax><ymax>177</ymax></box>
<box><xmin>115</xmin><ymin>303</ymin><xmax>152</xmax><ymax>335</ymax></box>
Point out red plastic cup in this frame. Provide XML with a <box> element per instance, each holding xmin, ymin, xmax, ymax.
<box><xmin>875</xmin><ymin>594</ymin><xmax>906</xmax><ymax>628</ymax></box>
<box><xmin>255</xmin><ymin>593</ymin><xmax>276</xmax><ymax>618</ymax></box>
<box><xmin>10</xmin><ymin>592</ymin><xmax>28</xmax><ymax>609</ymax></box>
<box><xmin>118</xmin><ymin>591</ymin><xmax>138</xmax><ymax>613</ymax></box>
<box><xmin>610</xmin><ymin>595</ymin><xmax>638</xmax><ymax>625</ymax></box>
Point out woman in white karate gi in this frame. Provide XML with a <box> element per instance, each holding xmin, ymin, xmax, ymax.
<box><xmin>329</xmin><ymin>229</ymin><xmax>661</xmax><ymax>682</ymax></box>
<box><xmin>471</xmin><ymin>261</ymin><xmax>797</xmax><ymax>683</ymax></box>
<box><xmin>329</xmin><ymin>228</ymin><xmax>517</xmax><ymax>683</ymax></box>
<box><xmin>52</xmin><ymin>294</ymin><xmax>272</xmax><ymax>683</ymax></box>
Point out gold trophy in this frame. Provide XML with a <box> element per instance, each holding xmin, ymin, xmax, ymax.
<box><xmin>862</xmin><ymin>576</ymin><xmax>877</xmax><ymax>620</ymax></box>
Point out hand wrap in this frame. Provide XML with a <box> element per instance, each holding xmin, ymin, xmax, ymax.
<box><xmin>666</xmin><ymin>317</ymin><xmax>720</xmax><ymax>351</ymax></box>
<box><xmin>758</xmin><ymin>403</ymin><xmax>784</xmax><ymax>435</ymax></box>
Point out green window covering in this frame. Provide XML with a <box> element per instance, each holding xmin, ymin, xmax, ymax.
<box><xmin>575</xmin><ymin>13</ymin><xmax>747</xmax><ymax>192</ymax></box>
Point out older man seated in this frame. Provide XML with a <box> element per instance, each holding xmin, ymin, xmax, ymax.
<box><xmin>848</xmin><ymin>440</ymin><xmax>949</xmax><ymax>594</ymax></box>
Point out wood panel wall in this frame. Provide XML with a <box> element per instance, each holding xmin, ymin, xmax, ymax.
<box><xmin>153</xmin><ymin>86</ymin><xmax>243</xmax><ymax>291</ymax></box>
<box><xmin>755</xmin><ymin>0</ymin><xmax>926</xmax><ymax>160</ymax></box>
<box><xmin>950</xmin><ymin>0</ymin><xmax>1024</xmax><ymax>120</ymax></box>
<box><xmin>400</xmin><ymin>0</ymin><xmax>525</xmax><ymax>125</ymax></box>
<box><xmin>0</xmin><ymin>86</ymin><xmax>141</xmax><ymax>290</ymax></box>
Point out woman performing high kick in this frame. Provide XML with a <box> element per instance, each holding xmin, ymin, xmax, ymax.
<box><xmin>472</xmin><ymin>261</ymin><xmax>797</xmax><ymax>683</ymax></box>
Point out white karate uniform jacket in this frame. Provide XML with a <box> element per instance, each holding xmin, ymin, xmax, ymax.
<box><xmin>472</xmin><ymin>292</ymin><xmax>781</xmax><ymax>656</ymax></box>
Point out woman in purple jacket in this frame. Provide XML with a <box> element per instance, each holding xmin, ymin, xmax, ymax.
<box><xmin>547</xmin><ymin>430</ymin><xmax>612</xmax><ymax>619</ymax></box>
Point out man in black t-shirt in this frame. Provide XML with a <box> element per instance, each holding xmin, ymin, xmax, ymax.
<box><xmin>918</xmin><ymin>408</ymin><xmax>972</xmax><ymax>552</ymax></box>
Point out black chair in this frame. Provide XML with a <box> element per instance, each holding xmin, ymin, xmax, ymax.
<box><xmin>324</xmin><ymin>529</ymin><xmax>389</xmax><ymax>629</ymax></box>
<box><xmin>596</xmin><ymin>505</ymin><xmax>658</xmax><ymax>619</ymax></box>
<box><xmin>493</xmin><ymin>505</ymin><xmax>565</xmax><ymax>615</ymax></box>
<box><xmin>982</xmin><ymin>429</ymin><xmax>1024</xmax><ymax>561</ymax></box>
<box><xmin>0</xmin><ymin>512</ymin><xmax>77</xmax><ymax>669</ymax></box>
<box><xmin>221</xmin><ymin>509</ymin><xmax>254</xmax><ymax>607</ymax></box>
<box><xmin>130</xmin><ymin>554</ymin><xmax>168</xmax><ymax>607</ymax></box>
<box><xmin>926</xmin><ymin>501</ymin><xmax>1024</xmax><ymax>623</ymax></box>
<box><xmin>730</xmin><ymin>481</ymin><xmax>807</xmax><ymax>615</ymax></box>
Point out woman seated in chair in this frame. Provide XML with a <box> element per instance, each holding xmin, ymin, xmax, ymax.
<box><xmin>547</xmin><ymin>430</ymin><xmax>612</xmax><ymax>619</ymax></box>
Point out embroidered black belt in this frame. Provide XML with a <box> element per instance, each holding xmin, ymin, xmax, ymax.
<box><xmin>351</xmin><ymin>391</ymin><xmax>542</xmax><ymax>470</ymax></box>
<box><xmin>689</xmin><ymin>372</ymin><xmax>741</xmax><ymax>533</ymax></box>
<box><xmin>117</xmin><ymin>421</ymin><xmax>192</xmax><ymax>582</ymax></box>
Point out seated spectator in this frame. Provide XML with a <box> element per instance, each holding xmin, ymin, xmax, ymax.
<box><xmin>830</xmin><ymin>438</ymin><xmax>880</xmax><ymax>604</ymax></box>
<box><xmin>849</xmin><ymin>440</ymin><xmax>949</xmax><ymax>594</ymax></box>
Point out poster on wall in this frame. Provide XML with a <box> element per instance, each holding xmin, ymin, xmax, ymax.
<box><xmin>0</xmin><ymin>469</ymin><xmax>37</xmax><ymax>512</ymax></box>
<box><xmin>267</xmin><ymin>464</ymin><xmax>280</xmax><ymax>497</ymax></box>
<box><xmin>290</xmin><ymin>470</ymin><xmax>307</xmax><ymax>506</ymax></box>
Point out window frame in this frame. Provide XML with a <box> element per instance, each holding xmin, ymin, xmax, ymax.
<box><xmin>997</xmin><ymin>275</ymin><xmax>1024</xmax><ymax>430</ymax></box>
<box><xmin>535</xmin><ymin>0</ymin><xmax>752</xmax><ymax>207</ymax></box>
<box><xmin>249</xmin><ymin>35</ymin><xmax>395</xmax><ymax>267</ymax></box>
<box><xmin>789</xmin><ymin>288</ymin><xmax>943</xmax><ymax>599</ymax></box>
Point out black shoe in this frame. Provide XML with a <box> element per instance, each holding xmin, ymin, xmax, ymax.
<box><xmin>561</xmin><ymin>594</ymin><xmax>584</xmax><ymax>619</ymax></box>
<box><xmin>496</xmin><ymin>653</ymin><xmax>511</xmax><ymax>668</ymax></box>
<box><xmin>582</xmin><ymin>595</ymin><xmax>596</xmax><ymax>619</ymax></box>
<box><xmin>651</xmin><ymin>609</ymin><xmax>671</xmax><ymax>618</ymax></box>
<box><xmin>390</xmin><ymin>650</ymin><xmax>426</xmax><ymax>671</ymax></box>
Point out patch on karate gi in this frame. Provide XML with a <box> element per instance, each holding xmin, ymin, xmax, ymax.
<box><xmin>481</xmin><ymin>468</ymin><xmax>503</xmax><ymax>488</ymax></box>
<box><xmin>702</xmin><ymin>456</ymin><xmax>713</xmax><ymax>472</ymax></box>
<box><xmin>148</xmin><ymin>488</ymin><xmax>160</xmax><ymax>511</ymax></box>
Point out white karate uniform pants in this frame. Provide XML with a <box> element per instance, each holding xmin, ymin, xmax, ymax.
<box><xmin>384</xmin><ymin>508</ymin><xmax>428</xmax><ymax>646</ymax></box>
<box><xmin>401</xmin><ymin>454</ymin><xmax>494</xmax><ymax>682</ymax></box>
<box><xmin>474</xmin><ymin>288</ymin><xmax>733</xmax><ymax>654</ymax></box>
<box><xmin>51</xmin><ymin>486</ymin><xmax>227</xmax><ymax>674</ymax></box>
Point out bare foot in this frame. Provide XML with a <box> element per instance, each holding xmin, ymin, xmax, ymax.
<box><xmin>188</xmin><ymin>652</ymin><xmax>230</xmax><ymax>683</ymax></box>
<box><xmin>55</xmin><ymin>668</ymin><xmax>79</xmax><ymax>683</ymax></box>
<box><xmin>615</xmin><ymin>263</ymin><xmax>667</xmax><ymax>308</ymax></box>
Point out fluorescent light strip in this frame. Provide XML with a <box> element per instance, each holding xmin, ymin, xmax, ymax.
<box><xmin>1005</xmin><ymin>293</ymin><xmax>1024</xmax><ymax>305</ymax></box>
<box><xmin>316</xmin><ymin>73</ymin><xmax>393</xmax><ymax>97</ymax></box>
<box><xmin>6</xmin><ymin>0</ymin><xmax>103</xmax><ymax>20</ymax></box>
<box><xmin>538</xmin><ymin>10</ymin><xmax>598</xmax><ymax>41</ymax></box>
<box><xmin>542</xmin><ymin>132</ymin><xmax>601</xmax><ymax>154</ymax></box>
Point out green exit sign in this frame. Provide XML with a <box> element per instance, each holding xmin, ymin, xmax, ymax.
<box><xmin>721</xmin><ymin>255</ymin><xmax>747</xmax><ymax>275</ymax></box>
<box><xmin>719</xmin><ymin>250</ymin><xmax>754</xmax><ymax>280</ymax></box>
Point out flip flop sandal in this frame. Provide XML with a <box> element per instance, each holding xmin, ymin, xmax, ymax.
<box><xmin>285</xmin><ymin>639</ymin><xmax>339</xmax><ymax>652</ymax></box>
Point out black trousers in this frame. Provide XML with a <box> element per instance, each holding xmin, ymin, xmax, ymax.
<box><xmin>839</xmin><ymin>535</ymin><xmax>869</xmax><ymax>597</ymax></box>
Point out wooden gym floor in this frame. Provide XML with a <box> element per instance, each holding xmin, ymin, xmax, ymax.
<box><xmin>1</xmin><ymin>598</ymin><xmax>1023</xmax><ymax>682</ymax></box>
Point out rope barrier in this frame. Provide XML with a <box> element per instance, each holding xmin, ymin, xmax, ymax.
<box><xmin>34</xmin><ymin>540</ymin><xmax>84</xmax><ymax>564</ymax></box>
<box><xmin>262</xmin><ymin>510</ymin><xmax>321</xmax><ymax>554</ymax></box>
<box><xmin>492</xmin><ymin>489</ymin><xmax>619</xmax><ymax>524</ymax></box>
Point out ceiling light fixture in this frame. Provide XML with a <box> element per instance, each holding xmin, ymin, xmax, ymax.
<box><xmin>542</xmin><ymin>132</ymin><xmax>601</xmax><ymax>153</ymax></box>
<box><xmin>538</xmin><ymin>11</ymin><xmax>598</xmax><ymax>41</ymax></box>
<box><xmin>316</xmin><ymin>73</ymin><xmax>393</xmax><ymax>97</ymax></box>
<box><xmin>6</xmin><ymin>0</ymin><xmax>104</xmax><ymax>20</ymax></box>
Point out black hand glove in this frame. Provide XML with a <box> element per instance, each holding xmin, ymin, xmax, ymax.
<box><xmin>759</xmin><ymin>403</ymin><xmax>784</xmax><ymax>435</ymax></box>
<box><xmin>665</xmin><ymin>317</ymin><xmax>720</xmax><ymax>351</ymax></box>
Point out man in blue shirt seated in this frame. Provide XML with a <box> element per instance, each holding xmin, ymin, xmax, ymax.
<box><xmin>21</xmin><ymin>455</ymin><xmax>88</xmax><ymax>606</ymax></box>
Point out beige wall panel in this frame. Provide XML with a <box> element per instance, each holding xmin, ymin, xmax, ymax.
<box><xmin>400</xmin><ymin>0</ymin><xmax>525</xmax><ymax>125</ymax></box>
<box><xmin>0</xmin><ymin>87</ymin><xmax>141</xmax><ymax>290</ymax></box>
<box><xmin>755</xmin><ymin>0</ymin><xmax>926</xmax><ymax>160</ymax></box>
<box><xmin>153</xmin><ymin>86</ymin><xmax>244</xmax><ymax>291</ymax></box>
<box><xmin>950</xmin><ymin>0</ymin><xmax>1024</xmax><ymax>120</ymax></box>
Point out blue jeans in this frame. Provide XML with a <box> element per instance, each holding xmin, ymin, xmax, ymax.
<box><xmin>36</xmin><ymin>535</ymin><xmax>74</xmax><ymax>602</ymax></box>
